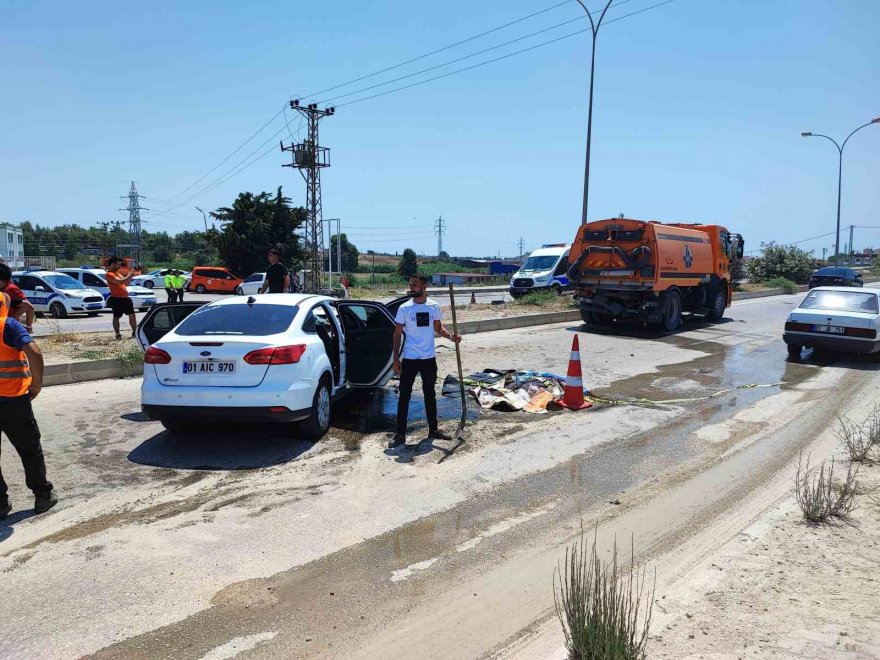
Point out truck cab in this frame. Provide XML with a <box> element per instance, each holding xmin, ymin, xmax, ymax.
<box><xmin>509</xmin><ymin>244</ymin><xmax>571</xmax><ymax>298</ymax></box>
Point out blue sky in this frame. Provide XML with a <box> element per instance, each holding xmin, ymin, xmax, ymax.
<box><xmin>1</xmin><ymin>0</ymin><xmax>878</xmax><ymax>259</ymax></box>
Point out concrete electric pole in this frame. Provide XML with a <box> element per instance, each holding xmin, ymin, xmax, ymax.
<box><xmin>282</xmin><ymin>100</ymin><xmax>334</xmax><ymax>292</ymax></box>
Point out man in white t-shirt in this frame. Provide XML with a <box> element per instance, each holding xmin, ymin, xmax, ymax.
<box><xmin>390</xmin><ymin>274</ymin><xmax>461</xmax><ymax>447</ymax></box>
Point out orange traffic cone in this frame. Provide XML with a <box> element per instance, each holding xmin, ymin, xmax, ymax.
<box><xmin>557</xmin><ymin>335</ymin><xmax>592</xmax><ymax>410</ymax></box>
<box><xmin>470</xmin><ymin>292</ymin><xmax>477</xmax><ymax>305</ymax></box>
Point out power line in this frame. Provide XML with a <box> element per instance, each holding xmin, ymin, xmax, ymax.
<box><xmin>334</xmin><ymin>0</ymin><xmax>678</xmax><ymax>109</ymax></box>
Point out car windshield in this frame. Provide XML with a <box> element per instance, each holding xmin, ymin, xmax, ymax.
<box><xmin>815</xmin><ymin>268</ymin><xmax>848</xmax><ymax>276</ymax></box>
<box><xmin>43</xmin><ymin>274</ymin><xmax>86</xmax><ymax>290</ymax></box>
<box><xmin>799</xmin><ymin>290</ymin><xmax>878</xmax><ymax>313</ymax></box>
<box><xmin>520</xmin><ymin>256</ymin><xmax>559</xmax><ymax>271</ymax></box>
<box><xmin>174</xmin><ymin>303</ymin><xmax>300</xmax><ymax>336</ymax></box>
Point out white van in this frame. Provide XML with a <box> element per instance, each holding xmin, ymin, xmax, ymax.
<box><xmin>11</xmin><ymin>270</ymin><xmax>106</xmax><ymax>318</ymax></box>
<box><xmin>509</xmin><ymin>244</ymin><xmax>571</xmax><ymax>298</ymax></box>
<box><xmin>58</xmin><ymin>268</ymin><xmax>157</xmax><ymax>311</ymax></box>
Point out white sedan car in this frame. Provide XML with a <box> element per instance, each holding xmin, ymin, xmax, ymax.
<box><xmin>137</xmin><ymin>294</ymin><xmax>403</xmax><ymax>438</ymax></box>
<box><xmin>234</xmin><ymin>272</ymin><xmax>266</xmax><ymax>296</ymax></box>
<box><xmin>784</xmin><ymin>286</ymin><xmax>880</xmax><ymax>359</ymax></box>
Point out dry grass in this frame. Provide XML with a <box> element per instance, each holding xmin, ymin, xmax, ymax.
<box><xmin>837</xmin><ymin>408</ymin><xmax>880</xmax><ymax>464</ymax></box>
<box><xmin>554</xmin><ymin>529</ymin><xmax>654</xmax><ymax>660</ymax></box>
<box><xmin>794</xmin><ymin>451</ymin><xmax>859</xmax><ymax>523</ymax></box>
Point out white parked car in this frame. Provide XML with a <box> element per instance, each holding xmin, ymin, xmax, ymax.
<box><xmin>58</xmin><ymin>268</ymin><xmax>157</xmax><ymax>311</ymax></box>
<box><xmin>235</xmin><ymin>272</ymin><xmax>266</xmax><ymax>296</ymax></box>
<box><xmin>132</xmin><ymin>269</ymin><xmax>191</xmax><ymax>289</ymax></box>
<box><xmin>11</xmin><ymin>270</ymin><xmax>106</xmax><ymax>318</ymax></box>
<box><xmin>136</xmin><ymin>294</ymin><xmax>405</xmax><ymax>438</ymax></box>
<box><xmin>784</xmin><ymin>286</ymin><xmax>880</xmax><ymax>359</ymax></box>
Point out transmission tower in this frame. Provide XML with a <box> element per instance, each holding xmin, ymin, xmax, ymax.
<box><xmin>435</xmin><ymin>216</ymin><xmax>446</xmax><ymax>255</ymax></box>
<box><xmin>517</xmin><ymin>237</ymin><xmax>525</xmax><ymax>257</ymax></box>
<box><xmin>282</xmin><ymin>100</ymin><xmax>334</xmax><ymax>292</ymax></box>
<box><xmin>119</xmin><ymin>182</ymin><xmax>147</xmax><ymax>265</ymax></box>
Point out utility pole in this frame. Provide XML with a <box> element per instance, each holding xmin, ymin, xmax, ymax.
<box><xmin>849</xmin><ymin>224</ymin><xmax>855</xmax><ymax>266</ymax></box>
<box><xmin>120</xmin><ymin>182</ymin><xmax>147</xmax><ymax>266</ymax></box>
<box><xmin>435</xmin><ymin>216</ymin><xmax>446</xmax><ymax>256</ymax></box>
<box><xmin>282</xmin><ymin>100</ymin><xmax>334</xmax><ymax>292</ymax></box>
<box><xmin>517</xmin><ymin>237</ymin><xmax>525</xmax><ymax>257</ymax></box>
<box><xmin>821</xmin><ymin>247</ymin><xmax>827</xmax><ymax>263</ymax></box>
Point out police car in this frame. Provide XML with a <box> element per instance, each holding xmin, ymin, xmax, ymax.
<box><xmin>11</xmin><ymin>270</ymin><xmax>106</xmax><ymax>318</ymax></box>
<box><xmin>58</xmin><ymin>268</ymin><xmax>157</xmax><ymax>311</ymax></box>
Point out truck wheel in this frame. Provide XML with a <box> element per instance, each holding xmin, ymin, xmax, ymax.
<box><xmin>580</xmin><ymin>308</ymin><xmax>611</xmax><ymax>326</ymax></box>
<box><xmin>706</xmin><ymin>285</ymin><xmax>727</xmax><ymax>322</ymax></box>
<box><xmin>660</xmin><ymin>288</ymin><xmax>682</xmax><ymax>332</ymax></box>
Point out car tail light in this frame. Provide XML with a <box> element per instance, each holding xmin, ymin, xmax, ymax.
<box><xmin>784</xmin><ymin>321</ymin><xmax>811</xmax><ymax>332</ymax></box>
<box><xmin>243</xmin><ymin>344</ymin><xmax>307</xmax><ymax>365</ymax></box>
<box><xmin>144</xmin><ymin>347</ymin><xmax>172</xmax><ymax>364</ymax></box>
<box><xmin>846</xmin><ymin>327</ymin><xmax>877</xmax><ymax>339</ymax></box>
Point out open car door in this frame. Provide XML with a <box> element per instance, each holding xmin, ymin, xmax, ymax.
<box><xmin>136</xmin><ymin>301</ymin><xmax>208</xmax><ymax>351</ymax></box>
<box><xmin>333</xmin><ymin>301</ymin><xmax>397</xmax><ymax>387</ymax></box>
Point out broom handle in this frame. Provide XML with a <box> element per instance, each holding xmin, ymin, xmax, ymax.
<box><xmin>448</xmin><ymin>284</ymin><xmax>466</xmax><ymax>404</ymax></box>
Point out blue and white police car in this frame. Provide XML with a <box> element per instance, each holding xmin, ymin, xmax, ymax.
<box><xmin>12</xmin><ymin>270</ymin><xmax>106</xmax><ymax>319</ymax></box>
<box><xmin>58</xmin><ymin>268</ymin><xmax>157</xmax><ymax>311</ymax></box>
<box><xmin>509</xmin><ymin>244</ymin><xmax>572</xmax><ymax>298</ymax></box>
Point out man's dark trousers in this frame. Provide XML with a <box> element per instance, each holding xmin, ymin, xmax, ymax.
<box><xmin>0</xmin><ymin>396</ymin><xmax>53</xmax><ymax>504</ymax></box>
<box><xmin>165</xmin><ymin>288</ymin><xmax>177</xmax><ymax>303</ymax></box>
<box><xmin>396</xmin><ymin>358</ymin><xmax>439</xmax><ymax>435</ymax></box>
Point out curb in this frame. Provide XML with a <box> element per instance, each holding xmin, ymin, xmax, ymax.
<box><xmin>44</xmin><ymin>358</ymin><xmax>144</xmax><ymax>387</ymax></box>
<box><xmin>457</xmin><ymin>310</ymin><xmax>582</xmax><ymax>335</ymax></box>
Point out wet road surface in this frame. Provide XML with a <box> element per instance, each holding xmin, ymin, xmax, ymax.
<box><xmin>2</xmin><ymin>289</ymin><xmax>879</xmax><ymax>658</ymax></box>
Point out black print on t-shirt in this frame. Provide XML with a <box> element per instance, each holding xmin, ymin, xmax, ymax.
<box><xmin>416</xmin><ymin>312</ymin><xmax>430</xmax><ymax>327</ymax></box>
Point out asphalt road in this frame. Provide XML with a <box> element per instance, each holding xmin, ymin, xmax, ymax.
<box><xmin>30</xmin><ymin>289</ymin><xmax>512</xmax><ymax>336</ymax></box>
<box><xmin>2</xmin><ymin>289</ymin><xmax>879</xmax><ymax>658</ymax></box>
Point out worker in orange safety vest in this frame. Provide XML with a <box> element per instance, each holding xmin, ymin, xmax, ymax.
<box><xmin>0</xmin><ymin>291</ymin><xmax>56</xmax><ymax>520</ymax></box>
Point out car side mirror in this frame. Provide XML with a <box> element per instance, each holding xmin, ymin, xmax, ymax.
<box><xmin>35</xmin><ymin>285</ymin><xmax>45</xmax><ymax>292</ymax></box>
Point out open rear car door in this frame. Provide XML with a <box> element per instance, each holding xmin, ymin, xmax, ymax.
<box><xmin>136</xmin><ymin>302</ymin><xmax>208</xmax><ymax>351</ymax></box>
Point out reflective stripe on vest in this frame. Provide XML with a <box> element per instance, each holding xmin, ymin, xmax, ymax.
<box><xmin>0</xmin><ymin>317</ymin><xmax>32</xmax><ymax>397</ymax></box>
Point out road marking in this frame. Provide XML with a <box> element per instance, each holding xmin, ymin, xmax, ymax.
<box><xmin>391</xmin><ymin>558</ymin><xmax>440</xmax><ymax>583</ymax></box>
<box><xmin>199</xmin><ymin>632</ymin><xmax>277</xmax><ymax>660</ymax></box>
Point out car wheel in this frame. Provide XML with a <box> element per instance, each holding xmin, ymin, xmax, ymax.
<box><xmin>551</xmin><ymin>285</ymin><xmax>562</xmax><ymax>296</ymax></box>
<box><xmin>161</xmin><ymin>420</ymin><xmax>191</xmax><ymax>434</ymax></box>
<box><xmin>787</xmin><ymin>344</ymin><xmax>802</xmax><ymax>361</ymax></box>
<box><xmin>144</xmin><ymin>280</ymin><xmax>154</xmax><ymax>289</ymax></box>
<box><xmin>195</xmin><ymin>284</ymin><xmax>207</xmax><ymax>293</ymax></box>
<box><xmin>234</xmin><ymin>286</ymin><xmax>243</xmax><ymax>296</ymax></box>
<box><xmin>49</xmin><ymin>301</ymin><xmax>68</xmax><ymax>319</ymax></box>
<box><xmin>294</xmin><ymin>375</ymin><xmax>332</xmax><ymax>441</ymax></box>
<box><xmin>659</xmin><ymin>288</ymin><xmax>682</xmax><ymax>332</ymax></box>
<box><xmin>706</xmin><ymin>284</ymin><xmax>727</xmax><ymax>322</ymax></box>
<box><xmin>87</xmin><ymin>312</ymin><xmax>99</xmax><ymax>317</ymax></box>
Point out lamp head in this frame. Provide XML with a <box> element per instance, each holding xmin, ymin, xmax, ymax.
<box><xmin>871</xmin><ymin>117</ymin><xmax>880</xmax><ymax>124</ymax></box>
<box><xmin>801</xmin><ymin>132</ymin><xmax>812</xmax><ymax>137</ymax></box>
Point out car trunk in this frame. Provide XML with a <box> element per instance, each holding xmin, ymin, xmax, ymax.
<box><xmin>790</xmin><ymin>308</ymin><xmax>876</xmax><ymax>330</ymax></box>
<box><xmin>151</xmin><ymin>338</ymin><xmax>274</xmax><ymax>387</ymax></box>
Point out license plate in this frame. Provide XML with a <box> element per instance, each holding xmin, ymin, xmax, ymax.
<box><xmin>86</xmin><ymin>303</ymin><xmax>103</xmax><ymax>309</ymax></box>
<box><xmin>182</xmin><ymin>360</ymin><xmax>236</xmax><ymax>374</ymax></box>
<box><xmin>812</xmin><ymin>325</ymin><xmax>844</xmax><ymax>334</ymax></box>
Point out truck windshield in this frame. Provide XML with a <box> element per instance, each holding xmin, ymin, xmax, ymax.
<box><xmin>799</xmin><ymin>290</ymin><xmax>878</xmax><ymax>313</ymax></box>
<box><xmin>521</xmin><ymin>256</ymin><xmax>558</xmax><ymax>271</ymax></box>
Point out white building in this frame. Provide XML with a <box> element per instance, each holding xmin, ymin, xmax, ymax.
<box><xmin>0</xmin><ymin>223</ymin><xmax>25</xmax><ymax>269</ymax></box>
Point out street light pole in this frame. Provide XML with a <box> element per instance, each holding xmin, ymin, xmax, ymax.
<box><xmin>575</xmin><ymin>0</ymin><xmax>614</xmax><ymax>226</ymax></box>
<box><xmin>801</xmin><ymin>117</ymin><xmax>880</xmax><ymax>264</ymax></box>
<box><xmin>195</xmin><ymin>207</ymin><xmax>208</xmax><ymax>233</ymax></box>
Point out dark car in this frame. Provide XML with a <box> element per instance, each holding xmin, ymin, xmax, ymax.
<box><xmin>808</xmin><ymin>267</ymin><xmax>863</xmax><ymax>289</ymax></box>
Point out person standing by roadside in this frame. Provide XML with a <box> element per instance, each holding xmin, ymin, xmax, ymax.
<box><xmin>0</xmin><ymin>292</ymin><xmax>57</xmax><ymax>520</ymax></box>
<box><xmin>260</xmin><ymin>249</ymin><xmax>289</xmax><ymax>294</ymax></box>
<box><xmin>172</xmin><ymin>270</ymin><xmax>186</xmax><ymax>302</ymax></box>
<box><xmin>289</xmin><ymin>269</ymin><xmax>301</xmax><ymax>293</ymax></box>
<box><xmin>105</xmin><ymin>257</ymin><xmax>137</xmax><ymax>339</ymax></box>
<box><xmin>164</xmin><ymin>269</ymin><xmax>177</xmax><ymax>303</ymax></box>
<box><xmin>389</xmin><ymin>274</ymin><xmax>461</xmax><ymax>447</ymax></box>
<box><xmin>0</xmin><ymin>263</ymin><xmax>35</xmax><ymax>334</ymax></box>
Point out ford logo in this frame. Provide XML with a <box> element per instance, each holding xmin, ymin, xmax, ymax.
<box><xmin>200</xmin><ymin>350</ymin><xmax>212</xmax><ymax>356</ymax></box>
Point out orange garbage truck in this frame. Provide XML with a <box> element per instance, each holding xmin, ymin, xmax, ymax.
<box><xmin>567</xmin><ymin>218</ymin><xmax>744</xmax><ymax>330</ymax></box>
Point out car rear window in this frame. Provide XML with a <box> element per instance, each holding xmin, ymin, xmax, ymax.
<box><xmin>174</xmin><ymin>303</ymin><xmax>300</xmax><ymax>336</ymax></box>
<box><xmin>799</xmin><ymin>290</ymin><xmax>879</xmax><ymax>313</ymax></box>
<box><xmin>815</xmin><ymin>268</ymin><xmax>848</xmax><ymax>276</ymax></box>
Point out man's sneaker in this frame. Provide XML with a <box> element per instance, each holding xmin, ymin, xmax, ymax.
<box><xmin>34</xmin><ymin>490</ymin><xmax>58</xmax><ymax>515</ymax></box>
<box><xmin>388</xmin><ymin>433</ymin><xmax>406</xmax><ymax>448</ymax></box>
<box><xmin>0</xmin><ymin>500</ymin><xmax>10</xmax><ymax>520</ymax></box>
<box><xmin>428</xmin><ymin>429</ymin><xmax>454</xmax><ymax>441</ymax></box>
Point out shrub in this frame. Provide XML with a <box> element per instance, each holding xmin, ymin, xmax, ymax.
<box><xmin>514</xmin><ymin>291</ymin><xmax>558</xmax><ymax>306</ymax></box>
<box><xmin>747</xmin><ymin>241</ymin><xmax>818</xmax><ymax>284</ymax></box>
<box><xmin>765</xmin><ymin>276</ymin><xmax>797</xmax><ymax>294</ymax></box>
<box><xmin>837</xmin><ymin>408</ymin><xmax>880</xmax><ymax>464</ymax></box>
<box><xmin>554</xmin><ymin>530</ymin><xmax>654</xmax><ymax>660</ymax></box>
<box><xmin>794</xmin><ymin>451</ymin><xmax>858</xmax><ymax>523</ymax></box>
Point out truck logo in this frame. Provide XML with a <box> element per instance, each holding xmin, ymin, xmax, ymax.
<box><xmin>683</xmin><ymin>245</ymin><xmax>693</xmax><ymax>269</ymax></box>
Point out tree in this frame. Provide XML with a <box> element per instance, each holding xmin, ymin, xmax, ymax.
<box><xmin>438</xmin><ymin>250</ymin><xmax>450</xmax><ymax>260</ymax></box>
<box><xmin>397</xmin><ymin>248</ymin><xmax>419</xmax><ymax>278</ymax></box>
<box><xmin>211</xmin><ymin>187</ymin><xmax>305</xmax><ymax>276</ymax></box>
<box><xmin>327</xmin><ymin>233</ymin><xmax>359</xmax><ymax>272</ymax></box>
<box><xmin>729</xmin><ymin>257</ymin><xmax>746</xmax><ymax>284</ymax></box>
<box><xmin>747</xmin><ymin>242</ymin><xmax>817</xmax><ymax>284</ymax></box>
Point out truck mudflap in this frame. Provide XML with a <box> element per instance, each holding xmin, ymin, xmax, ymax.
<box><xmin>567</xmin><ymin>245</ymin><xmax>652</xmax><ymax>280</ymax></box>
